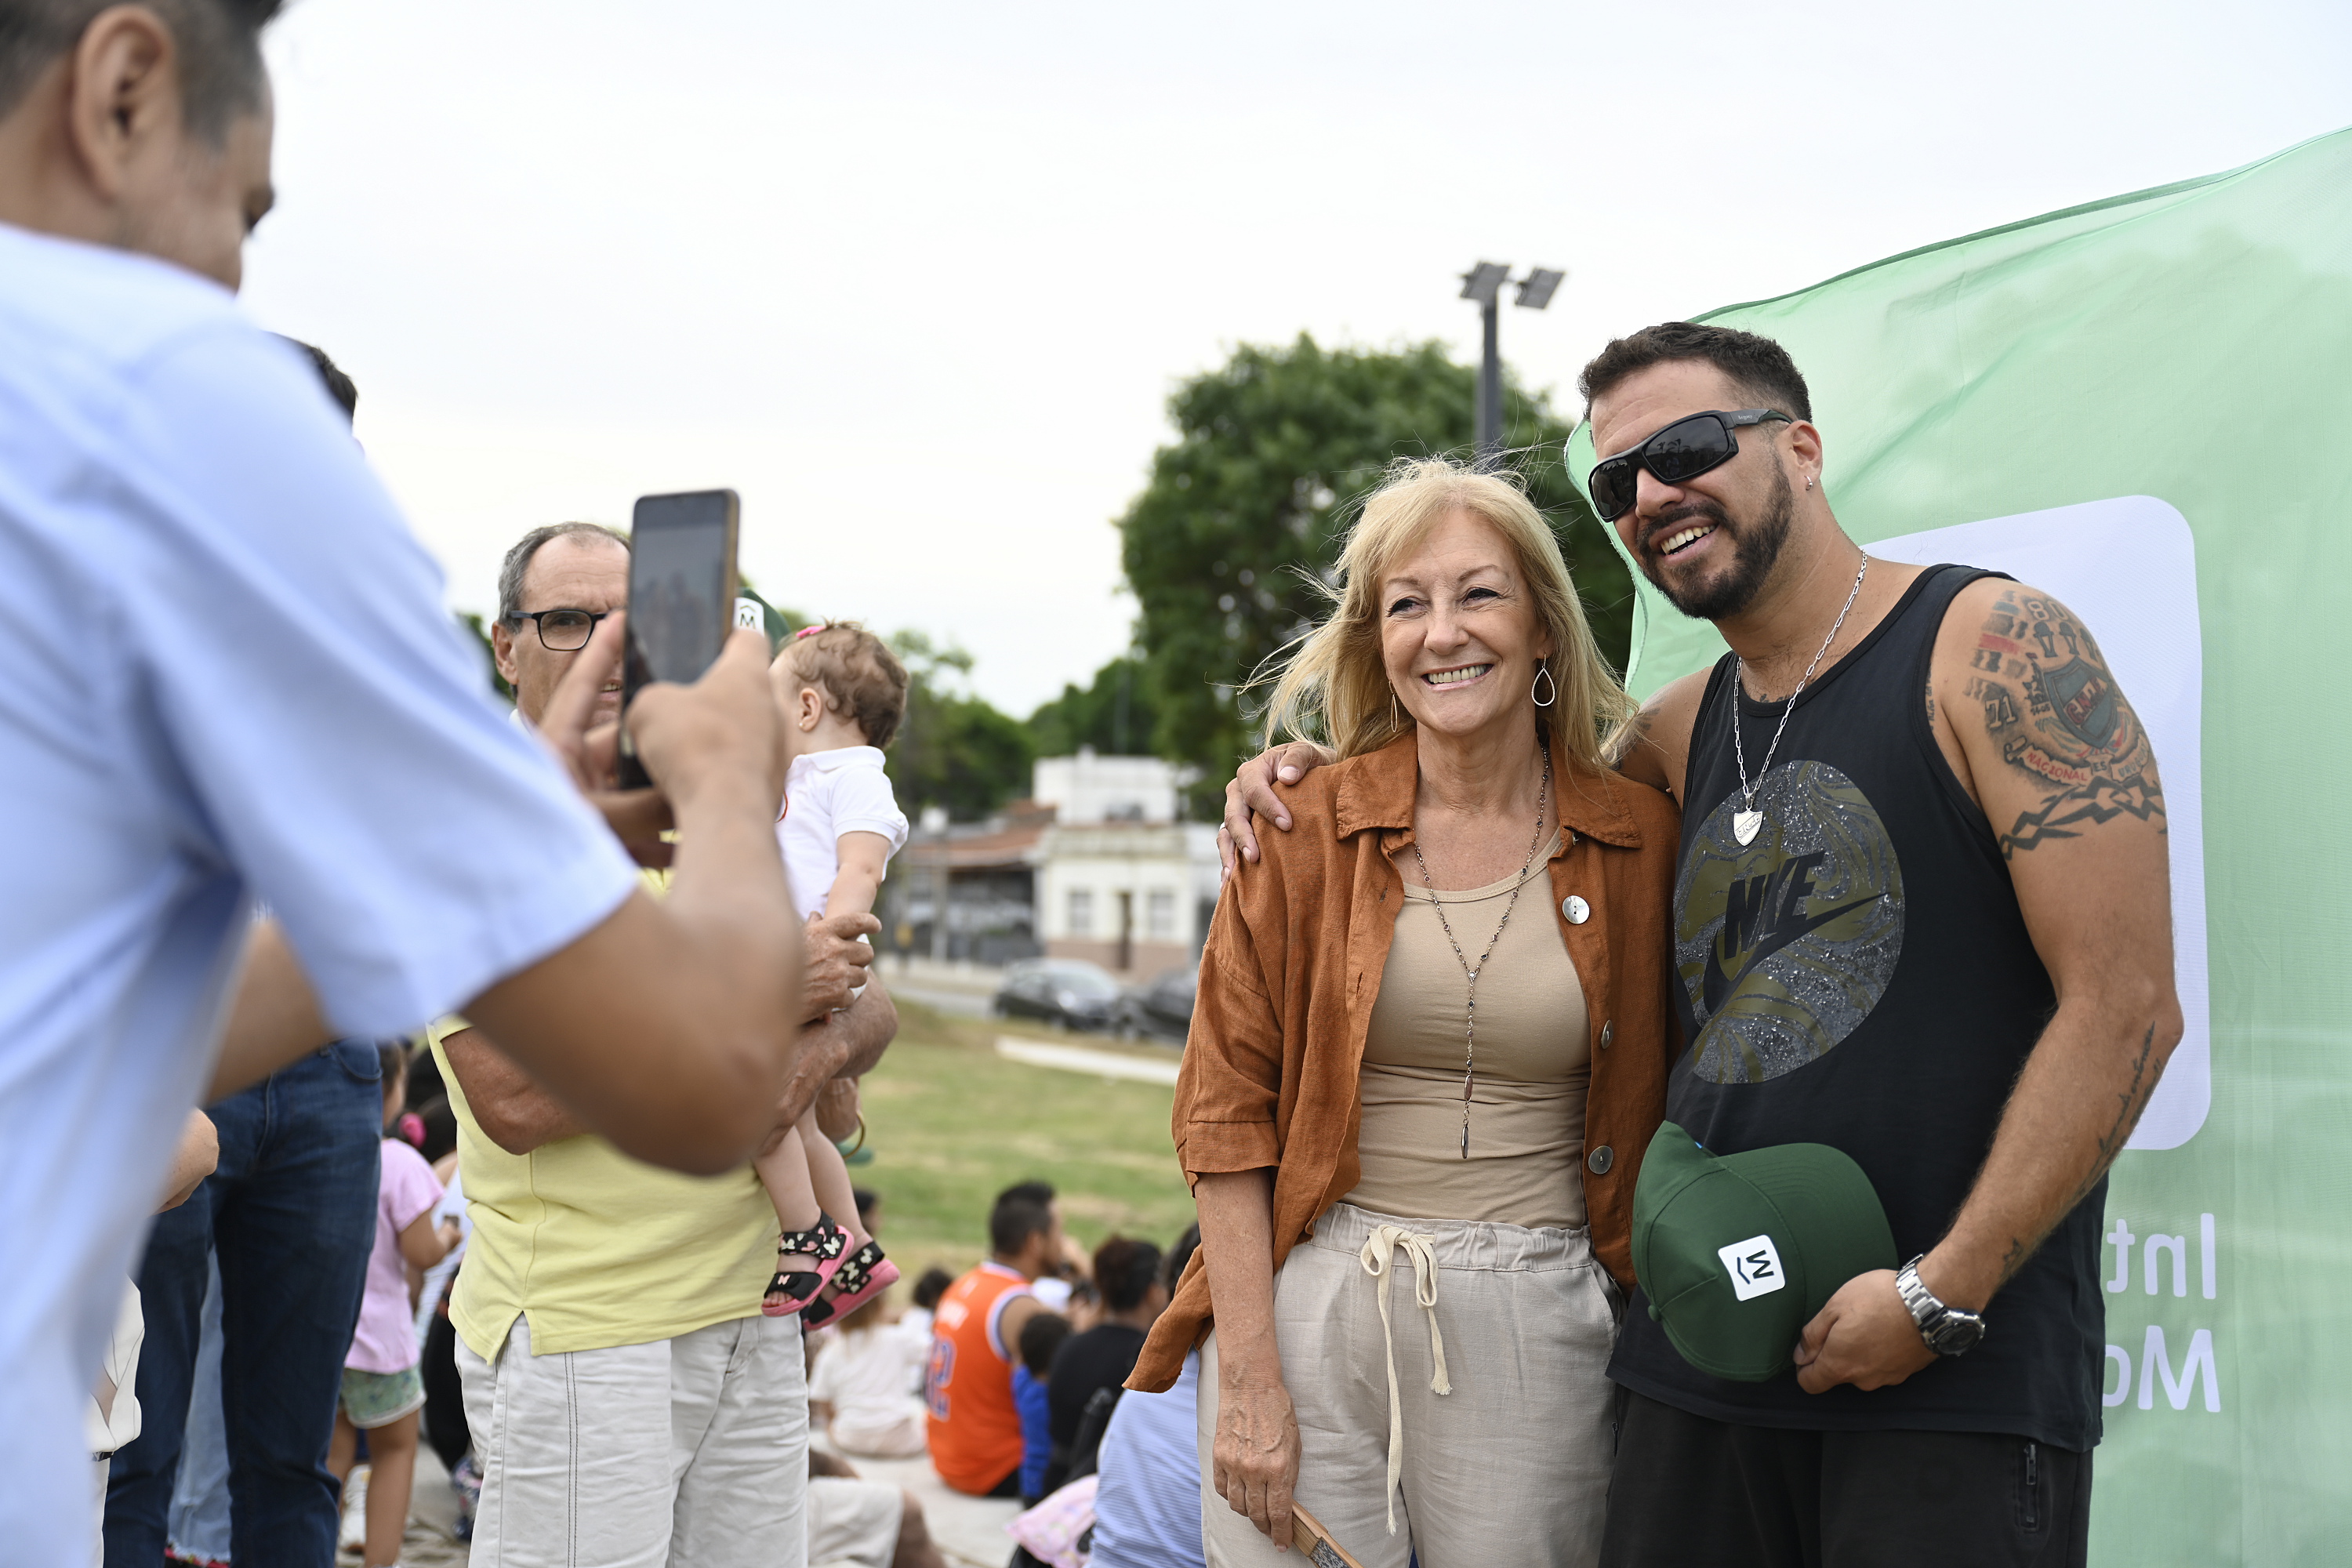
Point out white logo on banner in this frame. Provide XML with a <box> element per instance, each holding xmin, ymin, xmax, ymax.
<box><xmin>1874</xmin><ymin>496</ymin><xmax>2209</xmax><ymax>1149</ymax></box>
<box><xmin>1718</xmin><ymin>1235</ymin><xmax>1787</xmax><ymax>1301</ymax></box>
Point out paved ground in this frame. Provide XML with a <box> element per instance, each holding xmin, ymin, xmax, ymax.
<box><xmin>335</xmin><ymin>1443</ymin><xmax>466</xmax><ymax>1566</ymax></box>
<box><xmin>994</xmin><ymin>1035</ymin><xmax>1182</xmax><ymax>1086</ymax></box>
<box><xmin>817</xmin><ymin>1443</ymin><xmax>1022</xmax><ymax>1568</ymax></box>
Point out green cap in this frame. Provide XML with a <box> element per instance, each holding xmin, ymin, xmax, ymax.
<box><xmin>1630</xmin><ymin>1121</ymin><xmax>1898</xmax><ymax>1382</ymax></box>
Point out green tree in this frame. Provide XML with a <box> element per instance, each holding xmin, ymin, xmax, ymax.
<box><xmin>456</xmin><ymin>611</ymin><xmax>514</xmax><ymax>701</ymax></box>
<box><xmin>1116</xmin><ymin>334</ymin><xmax>1632</xmax><ymax>815</ymax></box>
<box><xmin>1026</xmin><ymin>655</ymin><xmax>1158</xmax><ymax>759</ymax></box>
<box><xmin>885</xmin><ymin>630</ymin><xmax>1036</xmax><ymax>821</ymax></box>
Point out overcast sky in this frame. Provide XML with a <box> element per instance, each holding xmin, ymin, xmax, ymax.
<box><xmin>245</xmin><ymin>1</ymin><xmax>2352</xmax><ymax>714</ymax></box>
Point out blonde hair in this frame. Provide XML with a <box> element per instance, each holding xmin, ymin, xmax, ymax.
<box><xmin>1255</xmin><ymin>457</ymin><xmax>1635</xmax><ymax>772</ymax></box>
<box><xmin>776</xmin><ymin>622</ymin><xmax>911</xmax><ymax>750</ymax></box>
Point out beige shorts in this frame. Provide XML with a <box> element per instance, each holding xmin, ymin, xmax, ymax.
<box><xmin>457</xmin><ymin>1312</ymin><xmax>808</xmax><ymax>1568</ymax></box>
<box><xmin>1199</xmin><ymin>1201</ymin><xmax>1621</xmax><ymax>1568</ymax></box>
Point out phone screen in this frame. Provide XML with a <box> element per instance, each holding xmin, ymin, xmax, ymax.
<box><xmin>618</xmin><ymin>488</ymin><xmax>739</xmax><ymax>788</ymax></box>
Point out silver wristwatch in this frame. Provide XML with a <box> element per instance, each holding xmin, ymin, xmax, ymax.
<box><xmin>1895</xmin><ymin>1255</ymin><xmax>1986</xmax><ymax>1356</ymax></box>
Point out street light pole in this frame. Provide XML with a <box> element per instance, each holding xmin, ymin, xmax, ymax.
<box><xmin>1478</xmin><ymin>292</ymin><xmax>1503</xmax><ymax>459</ymax></box>
<box><xmin>1459</xmin><ymin>262</ymin><xmax>1566</xmax><ymax>466</ymax></box>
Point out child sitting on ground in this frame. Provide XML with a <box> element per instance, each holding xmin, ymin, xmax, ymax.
<box><xmin>754</xmin><ymin>622</ymin><xmax>912</xmax><ymax>1324</ymax></box>
<box><xmin>329</xmin><ymin>1044</ymin><xmax>459</xmax><ymax>1568</ymax></box>
<box><xmin>1014</xmin><ymin>1311</ymin><xmax>1073</xmax><ymax>1507</ymax></box>
<box><xmin>807</xmin><ymin>1285</ymin><xmax>932</xmax><ymax>1457</ymax></box>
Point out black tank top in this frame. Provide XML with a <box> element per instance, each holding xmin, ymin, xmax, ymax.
<box><xmin>1608</xmin><ymin>564</ymin><xmax>2103</xmax><ymax>1450</ymax></box>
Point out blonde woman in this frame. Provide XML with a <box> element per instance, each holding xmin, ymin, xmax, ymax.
<box><xmin>1127</xmin><ymin>459</ymin><xmax>1679</xmax><ymax>1566</ymax></box>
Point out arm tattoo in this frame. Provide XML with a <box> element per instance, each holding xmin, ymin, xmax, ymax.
<box><xmin>1965</xmin><ymin>588</ymin><xmax>2166</xmax><ymax>858</ymax></box>
<box><xmin>2074</xmin><ymin>1022</ymin><xmax>2161</xmax><ymax>1203</ymax></box>
<box><xmin>1995</xmin><ymin>1023</ymin><xmax>2163</xmax><ymax>1287</ymax></box>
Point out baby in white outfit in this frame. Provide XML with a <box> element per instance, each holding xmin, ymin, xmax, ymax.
<box><xmin>753</xmin><ymin>622</ymin><xmax>911</xmax><ymax>1324</ymax></box>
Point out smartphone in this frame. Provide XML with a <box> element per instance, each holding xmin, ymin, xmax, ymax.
<box><xmin>616</xmin><ymin>488</ymin><xmax>740</xmax><ymax>789</ymax></box>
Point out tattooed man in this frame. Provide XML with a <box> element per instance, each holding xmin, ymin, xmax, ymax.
<box><xmin>1219</xmin><ymin>323</ymin><xmax>2180</xmax><ymax>1567</ymax></box>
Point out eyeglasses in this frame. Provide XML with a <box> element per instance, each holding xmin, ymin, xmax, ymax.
<box><xmin>1586</xmin><ymin>408</ymin><xmax>1792</xmax><ymax>523</ymax></box>
<box><xmin>507</xmin><ymin>608</ymin><xmax>611</xmax><ymax>652</ymax></box>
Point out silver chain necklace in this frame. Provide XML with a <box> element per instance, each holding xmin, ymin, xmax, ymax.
<box><xmin>1731</xmin><ymin>557</ymin><xmax>1869</xmax><ymax>847</ymax></box>
<box><xmin>1407</xmin><ymin>751</ymin><xmax>1552</xmax><ymax>1160</ymax></box>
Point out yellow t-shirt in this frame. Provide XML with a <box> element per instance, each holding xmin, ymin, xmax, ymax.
<box><xmin>428</xmin><ymin>877</ymin><xmax>777</xmax><ymax>1358</ymax></box>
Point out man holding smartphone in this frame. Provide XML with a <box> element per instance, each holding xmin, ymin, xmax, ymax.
<box><xmin>0</xmin><ymin>5</ymin><xmax>822</xmax><ymax>1562</ymax></box>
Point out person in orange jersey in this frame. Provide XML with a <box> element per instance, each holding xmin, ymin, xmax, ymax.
<box><xmin>924</xmin><ymin>1184</ymin><xmax>1066</xmax><ymax>1496</ymax></box>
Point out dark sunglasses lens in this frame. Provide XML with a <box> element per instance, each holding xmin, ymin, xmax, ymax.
<box><xmin>1641</xmin><ymin>414</ymin><xmax>1736</xmax><ymax>484</ymax></box>
<box><xmin>1590</xmin><ymin>457</ymin><xmax>1637</xmax><ymax>521</ymax></box>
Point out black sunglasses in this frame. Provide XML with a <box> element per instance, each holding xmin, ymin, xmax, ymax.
<box><xmin>1586</xmin><ymin>408</ymin><xmax>1792</xmax><ymax>522</ymax></box>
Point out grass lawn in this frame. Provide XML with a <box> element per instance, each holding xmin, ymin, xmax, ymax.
<box><xmin>853</xmin><ymin>1000</ymin><xmax>1198</xmax><ymax>1285</ymax></box>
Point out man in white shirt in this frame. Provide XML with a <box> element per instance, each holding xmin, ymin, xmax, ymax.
<box><xmin>0</xmin><ymin>5</ymin><xmax>823</xmax><ymax>1560</ymax></box>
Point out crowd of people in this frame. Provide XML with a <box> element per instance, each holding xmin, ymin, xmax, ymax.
<box><xmin>96</xmin><ymin>484</ymin><xmax>936</xmax><ymax>1568</ymax></box>
<box><xmin>879</xmin><ymin>1183</ymin><xmax>1207</xmax><ymax>1568</ymax></box>
<box><xmin>5</xmin><ymin>4</ymin><xmax>2184</xmax><ymax>1568</ymax></box>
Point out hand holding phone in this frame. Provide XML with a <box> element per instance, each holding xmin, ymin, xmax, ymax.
<box><xmin>618</xmin><ymin>489</ymin><xmax>741</xmax><ymax>789</ymax></box>
<box><xmin>620</xmin><ymin>630</ymin><xmax>786</xmax><ymax>817</ymax></box>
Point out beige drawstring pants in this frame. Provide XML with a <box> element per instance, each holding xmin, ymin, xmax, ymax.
<box><xmin>1199</xmin><ymin>1202</ymin><xmax>1620</xmax><ymax>1568</ymax></box>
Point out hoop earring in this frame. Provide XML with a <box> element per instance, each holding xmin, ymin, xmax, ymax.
<box><xmin>1391</xmin><ymin>689</ymin><xmax>1402</xmax><ymax>729</ymax></box>
<box><xmin>1531</xmin><ymin>665</ymin><xmax>1557</xmax><ymax>708</ymax></box>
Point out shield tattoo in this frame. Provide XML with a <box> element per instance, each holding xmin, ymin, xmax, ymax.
<box><xmin>2042</xmin><ymin>658</ymin><xmax>2118</xmax><ymax>750</ymax></box>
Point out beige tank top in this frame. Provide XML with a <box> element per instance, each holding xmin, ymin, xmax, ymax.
<box><xmin>1345</xmin><ymin>832</ymin><xmax>1592</xmax><ymax>1230</ymax></box>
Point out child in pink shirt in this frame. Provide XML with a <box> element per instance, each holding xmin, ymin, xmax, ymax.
<box><xmin>328</xmin><ymin>1045</ymin><xmax>459</xmax><ymax>1568</ymax></box>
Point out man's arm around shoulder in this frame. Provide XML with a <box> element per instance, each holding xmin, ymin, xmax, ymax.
<box><xmin>1613</xmin><ymin>670</ymin><xmax>1708</xmax><ymax>806</ymax></box>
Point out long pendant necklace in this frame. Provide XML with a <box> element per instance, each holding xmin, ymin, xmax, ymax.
<box><xmin>1730</xmin><ymin>557</ymin><xmax>1869</xmax><ymax>847</ymax></box>
<box><xmin>1407</xmin><ymin>752</ymin><xmax>1552</xmax><ymax>1160</ymax></box>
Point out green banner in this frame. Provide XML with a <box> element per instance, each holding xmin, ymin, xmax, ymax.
<box><xmin>1569</xmin><ymin>128</ymin><xmax>2352</xmax><ymax>1566</ymax></box>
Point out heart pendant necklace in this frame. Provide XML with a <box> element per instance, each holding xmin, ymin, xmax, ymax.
<box><xmin>1731</xmin><ymin>557</ymin><xmax>1869</xmax><ymax>848</ymax></box>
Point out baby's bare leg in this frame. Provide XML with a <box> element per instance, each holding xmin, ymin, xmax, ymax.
<box><xmin>801</xmin><ymin>1109</ymin><xmax>868</xmax><ymax>1246</ymax></box>
<box><xmin>754</xmin><ymin>1123</ymin><xmax>821</xmax><ymax>1233</ymax></box>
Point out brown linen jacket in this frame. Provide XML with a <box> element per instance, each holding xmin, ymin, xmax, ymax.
<box><xmin>1130</xmin><ymin>728</ymin><xmax>1681</xmax><ymax>1392</ymax></box>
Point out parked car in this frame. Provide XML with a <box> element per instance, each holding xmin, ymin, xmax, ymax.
<box><xmin>1116</xmin><ymin>966</ymin><xmax>1196</xmax><ymax>1044</ymax></box>
<box><xmin>993</xmin><ymin>958</ymin><xmax>1123</xmax><ymax>1033</ymax></box>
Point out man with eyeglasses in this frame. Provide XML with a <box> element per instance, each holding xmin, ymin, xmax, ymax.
<box><xmin>0</xmin><ymin>4</ymin><xmax>826</xmax><ymax>1561</ymax></box>
<box><xmin>433</xmin><ymin>519</ymin><xmax>899</xmax><ymax>1566</ymax></box>
<box><xmin>1217</xmin><ymin>322</ymin><xmax>2179</xmax><ymax>1566</ymax></box>
<box><xmin>490</xmin><ymin>521</ymin><xmax>633</xmax><ymax>727</ymax></box>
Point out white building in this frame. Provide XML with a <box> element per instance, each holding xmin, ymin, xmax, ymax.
<box><xmin>1032</xmin><ymin>749</ymin><xmax>1184</xmax><ymax>826</ymax></box>
<box><xmin>1032</xmin><ymin>750</ymin><xmax>1218</xmax><ymax>979</ymax></box>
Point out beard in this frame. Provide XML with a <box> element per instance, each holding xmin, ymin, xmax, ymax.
<box><xmin>1634</xmin><ymin>465</ymin><xmax>1795</xmax><ymax>622</ymax></box>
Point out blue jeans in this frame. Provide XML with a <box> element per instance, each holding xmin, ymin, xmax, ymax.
<box><xmin>107</xmin><ymin>1041</ymin><xmax>383</xmax><ymax>1568</ymax></box>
